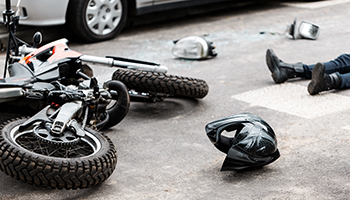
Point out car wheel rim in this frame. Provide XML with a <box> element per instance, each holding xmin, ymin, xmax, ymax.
<box><xmin>86</xmin><ymin>0</ymin><xmax>122</xmax><ymax>36</ymax></box>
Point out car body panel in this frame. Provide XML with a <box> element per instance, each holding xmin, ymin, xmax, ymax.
<box><xmin>136</xmin><ymin>0</ymin><xmax>238</xmax><ymax>15</ymax></box>
<box><xmin>0</xmin><ymin>0</ymin><xmax>229</xmax><ymax>26</ymax></box>
<box><xmin>153</xmin><ymin>0</ymin><xmax>185</xmax><ymax>5</ymax></box>
<box><xmin>0</xmin><ymin>0</ymin><xmax>69</xmax><ymax>26</ymax></box>
<box><xmin>136</xmin><ymin>0</ymin><xmax>153</xmax><ymax>8</ymax></box>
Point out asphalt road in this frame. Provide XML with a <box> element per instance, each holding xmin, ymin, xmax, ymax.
<box><xmin>0</xmin><ymin>0</ymin><xmax>350</xmax><ymax>199</ymax></box>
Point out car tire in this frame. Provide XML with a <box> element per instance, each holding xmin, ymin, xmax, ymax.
<box><xmin>66</xmin><ymin>0</ymin><xmax>128</xmax><ymax>42</ymax></box>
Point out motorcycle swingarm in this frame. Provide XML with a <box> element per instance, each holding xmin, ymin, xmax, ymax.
<box><xmin>129</xmin><ymin>91</ymin><xmax>166</xmax><ymax>103</ymax></box>
<box><xmin>19</xmin><ymin>105</ymin><xmax>52</xmax><ymax>131</ymax></box>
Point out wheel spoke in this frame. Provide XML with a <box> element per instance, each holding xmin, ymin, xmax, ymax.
<box><xmin>48</xmin><ymin>147</ymin><xmax>61</xmax><ymax>157</ymax></box>
<box><xmin>70</xmin><ymin>146</ymin><xmax>86</xmax><ymax>157</ymax></box>
<box><xmin>86</xmin><ymin>6</ymin><xmax>99</xmax><ymax>16</ymax></box>
<box><xmin>90</xmin><ymin>0</ymin><xmax>104</xmax><ymax>7</ymax></box>
<box><xmin>64</xmin><ymin>146</ymin><xmax>70</xmax><ymax>158</ymax></box>
<box><xmin>106</xmin><ymin>19</ymin><xmax>115</xmax><ymax>30</ymax></box>
<box><xmin>34</xmin><ymin>138</ymin><xmax>46</xmax><ymax>155</ymax></box>
<box><xmin>110</xmin><ymin>9</ymin><xmax>121</xmax><ymax>18</ymax></box>
<box><xmin>87</xmin><ymin>16</ymin><xmax>99</xmax><ymax>28</ymax></box>
<box><xmin>98</xmin><ymin>21</ymin><xmax>107</xmax><ymax>34</ymax></box>
<box><xmin>109</xmin><ymin>0</ymin><xmax>119</xmax><ymax>11</ymax></box>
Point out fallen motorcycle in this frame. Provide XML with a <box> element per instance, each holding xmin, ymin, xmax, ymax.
<box><xmin>0</xmin><ymin>0</ymin><xmax>131</xmax><ymax>189</ymax></box>
<box><xmin>0</xmin><ymin>79</ymin><xmax>127</xmax><ymax>189</ymax></box>
<box><xmin>0</xmin><ymin>0</ymin><xmax>209</xmax><ymax>189</ymax></box>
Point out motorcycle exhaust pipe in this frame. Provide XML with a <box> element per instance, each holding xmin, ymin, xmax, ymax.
<box><xmin>0</xmin><ymin>87</ymin><xmax>23</xmax><ymax>103</ymax></box>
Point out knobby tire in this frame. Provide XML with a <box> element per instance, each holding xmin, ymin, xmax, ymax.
<box><xmin>0</xmin><ymin>117</ymin><xmax>117</xmax><ymax>189</ymax></box>
<box><xmin>112</xmin><ymin>69</ymin><xmax>209</xmax><ymax>99</ymax></box>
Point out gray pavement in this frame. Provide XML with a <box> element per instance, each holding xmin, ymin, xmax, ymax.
<box><xmin>0</xmin><ymin>0</ymin><xmax>350</xmax><ymax>199</ymax></box>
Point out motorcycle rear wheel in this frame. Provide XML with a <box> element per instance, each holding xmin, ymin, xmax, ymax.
<box><xmin>0</xmin><ymin>117</ymin><xmax>117</xmax><ymax>189</ymax></box>
<box><xmin>112</xmin><ymin>69</ymin><xmax>209</xmax><ymax>99</ymax></box>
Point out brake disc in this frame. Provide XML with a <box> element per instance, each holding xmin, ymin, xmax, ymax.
<box><xmin>32</xmin><ymin>122</ymin><xmax>80</xmax><ymax>145</ymax></box>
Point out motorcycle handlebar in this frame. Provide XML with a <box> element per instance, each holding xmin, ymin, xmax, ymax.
<box><xmin>5</xmin><ymin>0</ymin><xmax>11</xmax><ymax>12</ymax></box>
<box><xmin>18</xmin><ymin>45</ymin><xmax>37</xmax><ymax>54</ymax></box>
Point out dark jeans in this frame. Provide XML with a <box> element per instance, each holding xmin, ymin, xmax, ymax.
<box><xmin>303</xmin><ymin>54</ymin><xmax>350</xmax><ymax>89</ymax></box>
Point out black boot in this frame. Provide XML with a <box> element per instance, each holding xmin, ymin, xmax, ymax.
<box><xmin>266</xmin><ymin>49</ymin><xmax>305</xmax><ymax>84</ymax></box>
<box><xmin>307</xmin><ymin>62</ymin><xmax>342</xmax><ymax>95</ymax></box>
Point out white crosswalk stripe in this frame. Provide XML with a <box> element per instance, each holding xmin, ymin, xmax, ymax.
<box><xmin>231</xmin><ymin>83</ymin><xmax>350</xmax><ymax>119</ymax></box>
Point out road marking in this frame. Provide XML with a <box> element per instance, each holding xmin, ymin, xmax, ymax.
<box><xmin>282</xmin><ymin>0</ymin><xmax>350</xmax><ymax>9</ymax></box>
<box><xmin>231</xmin><ymin>83</ymin><xmax>350</xmax><ymax>119</ymax></box>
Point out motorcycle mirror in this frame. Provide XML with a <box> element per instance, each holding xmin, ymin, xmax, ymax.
<box><xmin>298</xmin><ymin>20</ymin><xmax>320</xmax><ymax>40</ymax></box>
<box><xmin>172</xmin><ymin>36</ymin><xmax>217</xmax><ymax>60</ymax></box>
<box><xmin>288</xmin><ymin>18</ymin><xmax>320</xmax><ymax>40</ymax></box>
<box><xmin>288</xmin><ymin>18</ymin><xmax>298</xmax><ymax>40</ymax></box>
<box><xmin>32</xmin><ymin>31</ymin><xmax>42</xmax><ymax>47</ymax></box>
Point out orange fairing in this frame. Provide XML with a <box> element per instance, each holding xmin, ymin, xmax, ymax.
<box><xmin>48</xmin><ymin>44</ymin><xmax>82</xmax><ymax>63</ymax></box>
<box><xmin>20</xmin><ymin>52</ymin><xmax>36</xmax><ymax>65</ymax></box>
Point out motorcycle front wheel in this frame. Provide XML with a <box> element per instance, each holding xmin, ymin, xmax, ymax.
<box><xmin>0</xmin><ymin>117</ymin><xmax>117</xmax><ymax>189</ymax></box>
<box><xmin>112</xmin><ymin>69</ymin><xmax>209</xmax><ymax>99</ymax></box>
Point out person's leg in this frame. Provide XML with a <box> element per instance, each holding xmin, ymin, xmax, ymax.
<box><xmin>266</xmin><ymin>49</ymin><xmax>307</xmax><ymax>84</ymax></box>
<box><xmin>338</xmin><ymin>73</ymin><xmax>350</xmax><ymax>89</ymax></box>
<box><xmin>304</xmin><ymin>54</ymin><xmax>350</xmax><ymax>79</ymax></box>
<box><xmin>307</xmin><ymin>63</ymin><xmax>342</xmax><ymax>95</ymax></box>
<box><xmin>266</xmin><ymin>50</ymin><xmax>350</xmax><ymax>87</ymax></box>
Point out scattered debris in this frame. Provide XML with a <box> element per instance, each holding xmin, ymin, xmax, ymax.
<box><xmin>172</xmin><ymin>36</ymin><xmax>217</xmax><ymax>60</ymax></box>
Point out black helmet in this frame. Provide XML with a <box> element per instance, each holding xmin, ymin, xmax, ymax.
<box><xmin>205</xmin><ymin>113</ymin><xmax>280</xmax><ymax>171</ymax></box>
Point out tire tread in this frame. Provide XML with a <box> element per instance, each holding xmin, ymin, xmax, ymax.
<box><xmin>112</xmin><ymin>69</ymin><xmax>209</xmax><ymax>99</ymax></box>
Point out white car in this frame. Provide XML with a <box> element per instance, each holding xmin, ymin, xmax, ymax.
<box><xmin>0</xmin><ymin>0</ymin><xmax>234</xmax><ymax>42</ymax></box>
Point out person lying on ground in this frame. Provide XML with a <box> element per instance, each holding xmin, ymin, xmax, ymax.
<box><xmin>265</xmin><ymin>49</ymin><xmax>350</xmax><ymax>95</ymax></box>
